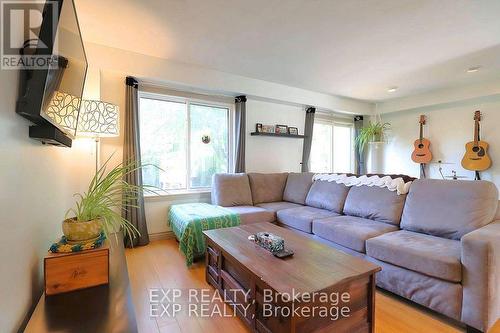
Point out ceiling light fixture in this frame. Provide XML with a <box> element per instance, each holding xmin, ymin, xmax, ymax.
<box><xmin>387</xmin><ymin>87</ymin><xmax>398</xmax><ymax>93</ymax></box>
<box><xmin>467</xmin><ymin>66</ymin><xmax>481</xmax><ymax>73</ymax></box>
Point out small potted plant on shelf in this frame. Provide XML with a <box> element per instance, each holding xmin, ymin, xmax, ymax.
<box><xmin>63</xmin><ymin>157</ymin><xmax>154</xmax><ymax>246</ymax></box>
<box><xmin>355</xmin><ymin>121</ymin><xmax>391</xmax><ymax>154</ymax></box>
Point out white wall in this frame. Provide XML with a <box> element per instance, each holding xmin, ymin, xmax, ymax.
<box><xmin>0</xmin><ymin>70</ymin><xmax>94</xmax><ymax>332</ymax></box>
<box><xmin>246</xmin><ymin>99</ymin><xmax>305</xmax><ymax>173</ymax></box>
<box><xmin>380</xmin><ymin>96</ymin><xmax>500</xmax><ymax>192</ymax></box>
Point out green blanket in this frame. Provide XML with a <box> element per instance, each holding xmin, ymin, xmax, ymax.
<box><xmin>168</xmin><ymin>203</ymin><xmax>240</xmax><ymax>266</ymax></box>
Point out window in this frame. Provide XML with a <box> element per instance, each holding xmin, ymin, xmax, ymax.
<box><xmin>310</xmin><ymin>123</ymin><xmax>332</xmax><ymax>173</ymax></box>
<box><xmin>139</xmin><ymin>93</ymin><xmax>231</xmax><ymax>193</ymax></box>
<box><xmin>310</xmin><ymin>121</ymin><xmax>354</xmax><ymax>173</ymax></box>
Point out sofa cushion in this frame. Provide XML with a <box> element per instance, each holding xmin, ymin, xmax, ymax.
<box><xmin>305</xmin><ymin>180</ymin><xmax>350</xmax><ymax>213</ymax></box>
<box><xmin>371</xmin><ymin>258</ymin><xmax>462</xmax><ymax>321</ymax></box>
<box><xmin>277</xmin><ymin>206</ymin><xmax>339</xmax><ymax>233</ymax></box>
<box><xmin>211</xmin><ymin>173</ymin><xmax>253</xmax><ymax>207</ymax></box>
<box><xmin>248</xmin><ymin>173</ymin><xmax>289</xmax><ymax>204</ymax></box>
<box><xmin>366</xmin><ymin>230</ymin><xmax>462</xmax><ymax>282</ymax></box>
<box><xmin>283</xmin><ymin>172</ymin><xmax>314</xmax><ymax>204</ymax></box>
<box><xmin>225</xmin><ymin>206</ymin><xmax>274</xmax><ymax>225</ymax></box>
<box><xmin>256</xmin><ymin>201</ymin><xmax>303</xmax><ymax>217</ymax></box>
<box><xmin>343</xmin><ymin>186</ymin><xmax>406</xmax><ymax>225</ymax></box>
<box><xmin>400</xmin><ymin>179</ymin><xmax>499</xmax><ymax>240</ymax></box>
<box><xmin>312</xmin><ymin>216</ymin><xmax>399</xmax><ymax>253</ymax></box>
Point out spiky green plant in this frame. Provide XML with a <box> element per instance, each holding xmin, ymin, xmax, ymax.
<box><xmin>355</xmin><ymin>121</ymin><xmax>390</xmax><ymax>154</ymax></box>
<box><xmin>67</xmin><ymin>156</ymin><xmax>157</xmax><ymax>244</ymax></box>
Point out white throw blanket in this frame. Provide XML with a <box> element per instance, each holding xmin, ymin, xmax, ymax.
<box><xmin>312</xmin><ymin>174</ymin><xmax>412</xmax><ymax>195</ymax></box>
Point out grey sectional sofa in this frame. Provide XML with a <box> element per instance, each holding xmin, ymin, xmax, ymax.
<box><xmin>211</xmin><ymin>172</ymin><xmax>500</xmax><ymax>332</ymax></box>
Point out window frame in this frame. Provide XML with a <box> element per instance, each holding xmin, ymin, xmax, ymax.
<box><xmin>312</xmin><ymin>118</ymin><xmax>355</xmax><ymax>174</ymax></box>
<box><xmin>138</xmin><ymin>91</ymin><xmax>234</xmax><ymax>196</ymax></box>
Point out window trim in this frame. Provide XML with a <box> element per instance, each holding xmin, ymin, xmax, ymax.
<box><xmin>138</xmin><ymin>91</ymin><xmax>234</xmax><ymax>196</ymax></box>
<box><xmin>312</xmin><ymin>119</ymin><xmax>355</xmax><ymax>173</ymax></box>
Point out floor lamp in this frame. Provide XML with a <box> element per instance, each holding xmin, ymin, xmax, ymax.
<box><xmin>77</xmin><ymin>99</ymin><xmax>120</xmax><ymax>173</ymax></box>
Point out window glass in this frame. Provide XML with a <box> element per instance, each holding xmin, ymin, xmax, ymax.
<box><xmin>139</xmin><ymin>98</ymin><xmax>187</xmax><ymax>190</ymax></box>
<box><xmin>310</xmin><ymin>121</ymin><xmax>353</xmax><ymax>174</ymax></box>
<box><xmin>189</xmin><ymin>104</ymin><xmax>229</xmax><ymax>188</ymax></box>
<box><xmin>333</xmin><ymin>125</ymin><xmax>352</xmax><ymax>173</ymax></box>
<box><xmin>139</xmin><ymin>95</ymin><xmax>231</xmax><ymax>193</ymax></box>
<box><xmin>310</xmin><ymin>122</ymin><xmax>333</xmax><ymax>173</ymax></box>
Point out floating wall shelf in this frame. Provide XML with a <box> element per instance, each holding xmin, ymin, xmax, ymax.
<box><xmin>250</xmin><ymin>132</ymin><xmax>306</xmax><ymax>139</ymax></box>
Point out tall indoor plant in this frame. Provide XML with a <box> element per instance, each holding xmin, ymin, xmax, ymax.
<box><xmin>64</xmin><ymin>157</ymin><xmax>154</xmax><ymax>245</ymax></box>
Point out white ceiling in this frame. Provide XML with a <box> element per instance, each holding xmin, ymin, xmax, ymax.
<box><xmin>75</xmin><ymin>0</ymin><xmax>500</xmax><ymax>102</ymax></box>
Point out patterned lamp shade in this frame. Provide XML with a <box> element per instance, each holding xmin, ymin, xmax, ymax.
<box><xmin>44</xmin><ymin>91</ymin><xmax>82</xmax><ymax>136</ymax></box>
<box><xmin>77</xmin><ymin>99</ymin><xmax>120</xmax><ymax>137</ymax></box>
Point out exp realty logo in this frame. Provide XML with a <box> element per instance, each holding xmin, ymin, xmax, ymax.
<box><xmin>1</xmin><ymin>0</ymin><xmax>58</xmax><ymax>69</ymax></box>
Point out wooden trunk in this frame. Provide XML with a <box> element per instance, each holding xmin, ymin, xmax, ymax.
<box><xmin>44</xmin><ymin>243</ymin><xmax>109</xmax><ymax>296</ymax></box>
<box><xmin>204</xmin><ymin>223</ymin><xmax>379</xmax><ymax>333</ymax></box>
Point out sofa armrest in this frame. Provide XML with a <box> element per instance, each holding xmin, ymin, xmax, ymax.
<box><xmin>461</xmin><ymin>220</ymin><xmax>500</xmax><ymax>332</ymax></box>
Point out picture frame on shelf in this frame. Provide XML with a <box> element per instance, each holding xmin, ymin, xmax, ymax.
<box><xmin>275</xmin><ymin>124</ymin><xmax>288</xmax><ymax>134</ymax></box>
<box><xmin>256</xmin><ymin>123</ymin><xmax>263</xmax><ymax>133</ymax></box>
<box><xmin>262</xmin><ymin>125</ymin><xmax>275</xmax><ymax>133</ymax></box>
<box><xmin>288</xmin><ymin>127</ymin><xmax>298</xmax><ymax>135</ymax></box>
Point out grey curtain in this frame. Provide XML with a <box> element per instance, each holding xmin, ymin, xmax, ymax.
<box><xmin>123</xmin><ymin>76</ymin><xmax>149</xmax><ymax>247</ymax></box>
<box><xmin>301</xmin><ymin>107</ymin><xmax>316</xmax><ymax>172</ymax></box>
<box><xmin>234</xmin><ymin>95</ymin><xmax>247</xmax><ymax>173</ymax></box>
<box><xmin>354</xmin><ymin>115</ymin><xmax>365</xmax><ymax>174</ymax></box>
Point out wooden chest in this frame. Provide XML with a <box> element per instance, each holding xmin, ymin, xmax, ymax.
<box><xmin>204</xmin><ymin>223</ymin><xmax>380</xmax><ymax>333</ymax></box>
<box><xmin>44</xmin><ymin>243</ymin><xmax>109</xmax><ymax>296</ymax></box>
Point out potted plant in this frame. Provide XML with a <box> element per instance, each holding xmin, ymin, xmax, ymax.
<box><xmin>64</xmin><ymin>157</ymin><xmax>154</xmax><ymax>245</ymax></box>
<box><xmin>355</xmin><ymin>121</ymin><xmax>390</xmax><ymax>154</ymax></box>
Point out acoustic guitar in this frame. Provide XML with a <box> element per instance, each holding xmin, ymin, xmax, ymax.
<box><xmin>411</xmin><ymin>115</ymin><xmax>432</xmax><ymax>164</ymax></box>
<box><xmin>461</xmin><ymin>111</ymin><xmax>491</xmax><ymax>171</ymax></box>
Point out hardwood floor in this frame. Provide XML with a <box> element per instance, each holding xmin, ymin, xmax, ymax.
<box><xmin>125</xmin><ymin>239</ymin><xmax>465</xmax><ymax>333</ymax></box>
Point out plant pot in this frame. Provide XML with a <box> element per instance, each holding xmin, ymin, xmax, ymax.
<box><xmin>373</xmin><ymin>133</ymin><xmax>382</xmax><ymax>142</ymax></box>
<box><xmin>366</xmin><ymin>141</ymin><xmax>386</xmax><ymax>173</ymax></box>
<box><xmin>62</xmin><ymin>217</ymin><xmax>102</xmax><ymax>244</ymax></box>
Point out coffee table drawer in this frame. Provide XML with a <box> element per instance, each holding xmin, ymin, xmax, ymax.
<box><xmin>206</xmin><ymin>245</ymin><xmax>219</xmax><ymax>283</ymax></box>
<box><xmin>220</xmin><ymin>269</ymin><xmax>253</xmax><ymax>325</ymax></box>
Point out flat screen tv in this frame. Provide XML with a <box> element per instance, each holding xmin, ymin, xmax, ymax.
<box><xmin>16</xmin><ymin>0</ymin><xmax>87</xmax><ymax>147</ymax></box>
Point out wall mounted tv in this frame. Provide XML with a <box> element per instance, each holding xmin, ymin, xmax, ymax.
<box><xmin>16</xmin><ymin>0</ymin><xmax>88</xmax><ymax>147</ymax></box>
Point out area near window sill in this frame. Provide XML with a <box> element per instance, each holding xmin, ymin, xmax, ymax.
<box><xmin>145</xmin><ymin>190</ymin><xmax>211</xmax><ymax>202</ymax></box>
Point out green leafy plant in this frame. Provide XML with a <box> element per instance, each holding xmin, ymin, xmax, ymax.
<box><xmin>67</xmin><ymin>156</ymin><xmax>157</xmax><ymax>243</ymax></box>
<box><xmin>355</xmin><ymin>121</ymin><xmax>390</xmax><ymax>154</ymax></box>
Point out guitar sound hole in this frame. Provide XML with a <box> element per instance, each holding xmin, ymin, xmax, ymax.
<box><xmin>472</xmin><ymin>146</ymin><xmax>480</xmax><ymax>152</ymax></box>
<box><xmin>418</xmin><ymin>144</ymin><xmax>424</xmax><ymax>148</ymax></box>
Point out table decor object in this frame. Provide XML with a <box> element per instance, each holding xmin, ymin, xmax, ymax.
<box><xmin>44</xmin><ymin>242</ymin><xmax>109</xmax><ymax>295</ymax></box>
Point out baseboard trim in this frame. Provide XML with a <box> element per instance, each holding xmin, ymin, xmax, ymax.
<box><xmin>149</xmin><ymin>231</ymin><xmax>175</xmax><ymax>241</ymax></box>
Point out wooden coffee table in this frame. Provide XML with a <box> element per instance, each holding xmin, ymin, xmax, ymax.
<box><xmin>203</xmin><ymin>222</ymin><xmax>380</xmax><ymax>333</ymax></box>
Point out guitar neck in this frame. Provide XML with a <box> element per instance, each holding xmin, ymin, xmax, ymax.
<box><xmin>474</xmin><ymin>119</ymin><xmax>479</xmax><ymax>145</ymax></box>
<box><xmin>419</xmin><ymin>123</ymin><xmax>423</xmax><ymax>142</ymax></box>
